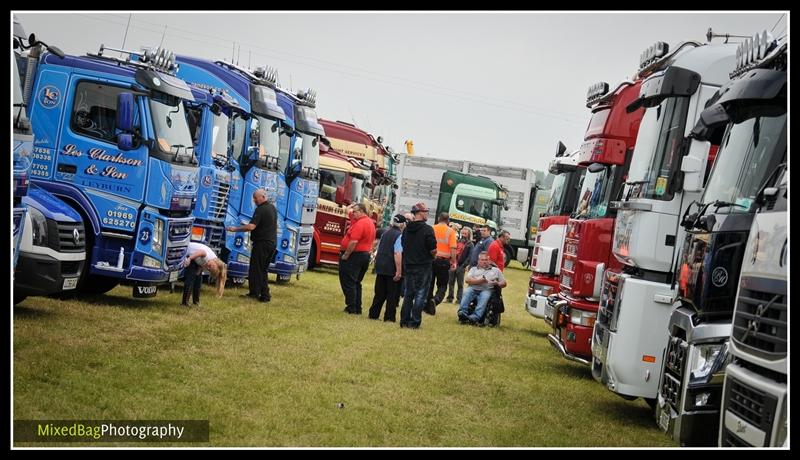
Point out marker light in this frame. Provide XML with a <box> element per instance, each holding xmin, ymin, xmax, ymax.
<box><xmin>731</xmin><ymin>30</ymin><xmax>775</xmax><ymax>78</ymax></box>
<box><xmin>586</xmin><ymin>82</ymin><xmax>610</xmax><ymax>107</ymax></box>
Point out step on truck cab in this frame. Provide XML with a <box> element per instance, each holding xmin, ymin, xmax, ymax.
<box><xmin>526</xmin><ymin>142</ymin><xmax>584</xmax><ymax>320</ymax></box>
<box><xmin>25</xmin><ymin>41</ymin><xmax>199</xmax><ymax>298</ymax></box>
<box><xmin>591</xmin><ymin>38</ymin><xmax>737</xmax><ymax>410</ymax></box>
<box><xmin>547</xmin><ymin>79</ymin><xmax>644</xmax><ymax>365</ymax></box>
<box><xmin>652</xmin><ymin>33</ymin><xmax>786</xmax><ymax>446</ymax></box>
<box><xmin>274</xmin><ymin>88</ymin><xmax>323</xmax><ymax>279</ymax></box>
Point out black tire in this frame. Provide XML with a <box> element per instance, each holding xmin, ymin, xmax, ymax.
<box><xmin>307</xmin><ymin>244</ymin><xmax>317</xmax><ymax>270</ymax></box>
<box><xmin>644</xmin><ymin>397</ymin><xmax>657</xmax><ymax>412</ymax></box>
<box><xmin>81</xmin><ymin>276</ymin><xmax>120</xmax><ymax>295</ymax></box>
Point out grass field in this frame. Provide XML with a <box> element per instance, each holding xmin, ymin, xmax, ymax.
<box><xmin>14</xmin><ymin>262</ymin><xmax>677</xmax><ymax>447</ymax></box>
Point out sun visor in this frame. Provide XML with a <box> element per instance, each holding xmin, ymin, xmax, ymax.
<box><xmin>250</xmin><ymin>84</ymin><xmax>286</xmax><ymax>120</ymax></box>
<box><xmin>627</xmin><ymin>66</ymin><xmax>700</xmax><ymax>113</ymax></box>
<box><xmin>136</xmin><ymin>68</ymin><xmax>194</xmax><ymax>101</ymax></box>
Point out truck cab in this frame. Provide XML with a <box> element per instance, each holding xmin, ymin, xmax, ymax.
<box><xmin>547</xmin><ymin>79</ymin><xmax>644</xmax><ymax>365</ymax></box>
<box><xmin>319</xmin><ymin>119</ymin><xmax>395</xmax><ymax>229</ymax></box>
<box><xmin>653</xmin><ymin>34</ymin><xmax>786</xmax><ymax>446</ymax></box>
<box><xmin>590</xmin><ymin>39</ymin><xmax>737</xmax><ymax>410</ymax></box>
<box><xmin>526</xmin><ymin>142</ymin><xmax>583</xmax><ymax>320</ymax></box>
<box><xmin>275</xmin><ymin>89</ymin><xmax>323</xmax><ymax>279</ymax></box>
<box><xmin>437</xmin><ymin>170</ymin><xmax>506</xmax><ymax>238</ymax></box>
<box><xmin>309</xmin><ymin>146</ymin><xmax>371</xmax><ymax>268</ymax></box>
<box><xmin>13</xmin><ymin>23</ymin><xmax>87</xmax><ymax>303</ymax></box>
<box><xmin>25</xmin><ymin>42</ymin><xmax>199</xmax><ymax>298</ymax></box>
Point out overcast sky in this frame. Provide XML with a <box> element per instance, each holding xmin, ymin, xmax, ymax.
<box><xmin>15</xmin><ymin>11</ymin><xmax>787</xmax><ymax>173</ymax></box>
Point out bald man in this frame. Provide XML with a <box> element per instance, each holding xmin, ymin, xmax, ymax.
<box><xmin>227</xmin><ymin>189</ymin><xmax>278</xmax><ymax>302</ymax></box>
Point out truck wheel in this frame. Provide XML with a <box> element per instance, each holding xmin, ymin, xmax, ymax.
<box><xmin>81</xmin><ymin>276</ymin><xmax>120</xmax><ymax>295</ymax></box>
<box><xmin>307</xmin><ymin>244</ymin><xmax>317</xmax><ymax>270</ymax></box>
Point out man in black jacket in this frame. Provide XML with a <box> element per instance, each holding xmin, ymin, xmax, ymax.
<box><xmin>227</xmin><ymin>188</ymin><xmax>277</xmax><ymax>303</ymax></box>
<box><xmin>399</xmin><ymin>202</ymin><xmax>437</xmax><ymax>329</ymax></box>
<box><xmin>368</xmin><ymin>214</ymin><xmax>406</xmax><ymax>322</ymax></box>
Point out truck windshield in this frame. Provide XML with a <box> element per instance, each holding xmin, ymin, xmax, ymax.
<box><xmin>456</xmin><ymin>196</ymin><xmax>497</xmax><ymax>221</ymax></box>
<box><xmin>230</xmin><ymin>114</ymin><xmax>247</xmax><ymax>161</ymax></box>
<box><xmin>545</xmin><ymin>174</ymin><xmax>568</xmax><ymax>215</ymax></box>
<box><xmin>300</xmin><ymin>132</ymin><xmax>320</xmax><ymax>171</ymax></box>
<box><xmin>210</xmin><ymin>111</ymin><xmax>230</xmax><ymax>163</ymax></box>
<box><xmin>574</xmin><ymin>166</ymin><xmax>616</xmax><ymax>219</ymax></box>
<box><xmin>319</xmin><ymin>168</ymin><xmax>346</xmax><ymax>201</ymax></box>
<box><xmin>252</xmin><ymin>115</ymin><xmax>281</xmax><ymax>164</ymax></box>
<box><xmin>625</xmin><ymin>96</ymin><xmax>690</xmax><ymax>201</ymax></box>
<box><xmin>150</xmin><ymin>97</ymin><xmax>194</xmax><ymax>162</ymax></box>
<box><xmin>701</xmin><ymin>113</ymin><xmax>786</xmax><ymax>214</ymax></box>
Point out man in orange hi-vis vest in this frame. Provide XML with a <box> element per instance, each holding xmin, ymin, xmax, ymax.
<box><xmin>425</xmin><ymin>212</ymin><xmax>457</xmax><ymax>315</ymax></box>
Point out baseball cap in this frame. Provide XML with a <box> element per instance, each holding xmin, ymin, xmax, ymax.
<box><xmin>411</xmin><ymin>202</ymin><xmax>430</xmax><ymax>213</ymax></box>
<box><xmin>392</xmin><ymin>214</ymin><xmax>407</xmax><ymax>225</ymax></box>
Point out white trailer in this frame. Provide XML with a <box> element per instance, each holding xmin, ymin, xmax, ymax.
<box><xmin>394</xmin><ymin>153</ymin><xmax>541</xmax><ymax>262</ymax></box>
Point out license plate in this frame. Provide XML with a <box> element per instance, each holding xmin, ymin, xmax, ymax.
<box><xmin>62</xmin><ymin>277</ymin><xmax>78</xmax><ymax>290</ymax></box>
<box><xmin>658</xmin><ymin>408</ymin><xmax>670</xmax><ymax>432</ymax></box>
<box><xmin>169</xmin><ymin>270</ymin><xmax>179</xmax><ymax>282</ymax></box>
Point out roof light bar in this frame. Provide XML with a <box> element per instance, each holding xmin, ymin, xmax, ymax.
<box><xmin>731</xmin><ymin>30</ymin><xmax>775</xmax><ymax>78</ymax></box>
<box><xmin>638</xmin><ymin>41</ymin><xmax>669</xmax><ymax>71</ymax></box>
<box><xmin>92</xmin><ymin>44</ymin><xmax>179</xmax><ymax>75</ymax></box>
<box><xmin>586</xmin><ymin>82</ymin><xmax>610</xmax><ymax>107</ymax></box>
<box><xmin>297</xmin><ymin>88</ymin><xmax>317</xmax><ymax>106</ymax></box>
<box><xmin>253</xmin><ymin>65</ymin><xmax>278</xmax><ymax>86</ymax></box>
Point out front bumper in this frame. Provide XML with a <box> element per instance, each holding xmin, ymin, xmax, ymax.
<box><xmin>15</xmin><ymin>251</ymin><xmax>83</xmax><ymax>296</ymax></box>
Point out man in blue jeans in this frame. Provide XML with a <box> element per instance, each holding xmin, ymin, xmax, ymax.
<box><xmin>399</xmin><ymin>202</ymin><xmax>437</xmax><ymax>329</ymax></box>
<box><xmin>458</xmin><ymin>251</ymin><xmax>507</xmax><ymax>324</ymax></box>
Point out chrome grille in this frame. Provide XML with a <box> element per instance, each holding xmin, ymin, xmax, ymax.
<box><xmin>732</xmin><ymin>281</ymin><xmax>787</xmax><ymax>359</ymax></box>
<box><xmin>209</xmin><ymin>179</ymin><xmax>231</xmax><ymax>221</ymax></box>
<box><xmin>725</xmin><ymin>376</ymin><xmax>777</xmax><ymax>433</ymax></box>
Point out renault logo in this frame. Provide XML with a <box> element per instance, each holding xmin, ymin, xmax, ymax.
<box><xmin>73</xmin><ymin>228</ymin><xmax>81</xmax><ymax>245</ymax></box>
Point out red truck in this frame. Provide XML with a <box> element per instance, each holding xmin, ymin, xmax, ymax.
<box><xmin>547</xmin><ymin>80</ymin><xmax>644</xmax><ymax>364</ymax></box>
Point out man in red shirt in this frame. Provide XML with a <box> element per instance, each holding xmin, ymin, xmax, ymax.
<box><xmin>339</xmin><ymin>203</ymin><xmax>377</xmax><ymax>314</ymax></box>
<box><xmin>487</xmin><ymin>229</ymin><xmax>511</xmax><ymax>272</ymax></box>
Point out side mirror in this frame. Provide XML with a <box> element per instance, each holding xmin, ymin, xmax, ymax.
<box><xmin>289</xmin><ymin>159</ymin><xmax>302</xmax><ymax>176</ymax></box>
<box><xmin>117</xmin><ymin>133</ymin><xmax>135</xmax><ymax>151</ymax></box>
<box><xmin>555</xmin><ymin>141</ymin><xmax>567</xmax><ymax>157</ymax></box>
<box><xmin>47</xmin><ymin>45</ymin><xmax>65</xmax><ymax>59</ymax></box>
<box><xmin>680</xmin><ymin>139</ymin><xmax>710</xmax><ymax>192</ymax></box>
<box><xmin>116</xmin><ymin>92</ymin><xmax>136</xmax><ymax>132</ymax></box>
<box><xmin>587</xmin><ymin>162</ymin><xmax>605</xmax><ymax>173</ymax></box>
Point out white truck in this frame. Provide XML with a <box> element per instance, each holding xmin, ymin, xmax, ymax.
<box><xmin>394</xmin><ymin>152</ymin><xmax>543</xmax><ymax>264</ymax></box>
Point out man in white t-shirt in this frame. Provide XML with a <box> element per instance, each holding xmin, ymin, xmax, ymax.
<box><xmin>457</xmin><ymin>251</ymin><xmax>507</xmax><ymax>323</ymax></box>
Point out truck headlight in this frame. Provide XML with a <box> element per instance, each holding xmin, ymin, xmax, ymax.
<box><xmin>242</xmin><ymin>232</ymin><xmax>252</xmax><ymax>252</ymax></box>
<box><xmin>142</xmin><ymin>255</ymin><xmax>161</xmax><ymax>269</ymax></box>
<box><xmin>237</xmin><ymin>253</ymin><xmax>250</xmax><ymax>264</ymax></box>
<box><xmin>569</xmin><ymin>308</ymin><xmax>597</xmax><ymax>327</ymax></box>
<box><xmin>287</xmin><ymin>227</ymin><xmax>298</xmax><ymax>252</ymax></box>
<box><xmin>29</xmin><ymin>206</ymin><xmax>48</xmax><ymax>247</ymax></box>
<box><xmin>283</xmin><ymin>254</ymin><xmax>295</xmax><ymax>264</ymax></box>
<box><xmin>152</xmin><ymin>219</ymin><xmax>164</xmax><ymax>254</ymax></box>
<box><xmin>688</xmin><ymin>342</ymin><xmax>727</xmax><ymax>384</ymax></box>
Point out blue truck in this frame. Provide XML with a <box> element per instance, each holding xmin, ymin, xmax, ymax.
<box><xmin>24</xmin><ymin>42</ymin><xmax>199</xmax><ymax>298</ymax></box>
<box><xmin>13</xmin><ymin>21</ymin><xmax>87</xmax><ymax>304</ymax></box>
<box><xmin>176</xmin><ymin>58</ymin><xmax>291</xmax><ymax>284</ymax></box>
<box><xmin>274</xmin><ymin>87</ymin><xmax>323</xmax><ymax>280</ymax></box>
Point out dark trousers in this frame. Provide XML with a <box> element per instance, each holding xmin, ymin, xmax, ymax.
<box><xmin>447</xmin><ymin>266</ymin><xmax>466</xmax><ymax>302</ymax></box>
<box><xmin>369</xmin><ymin>274</ymin><xmax>402</xmax><ymax>321</ymax></box>
<box><xmin>182</xmin><ymin>263</ymin><xmax>202</xmax><ymax>304</ymax></box>
<box><xmin>400</xmin><ymin>266</ymin><xmax>432</xmax><ymax>328</ymax></box>
<box><xmin>339</xmin><ymin>252</ymin><xmax>371</xmax><ymax>313</ymax></box>
<box><xmin>427</xmin><ymin>258</ymin><xmax>452</xmax><ymax>306</ymax></box>
<box><xmin>249</xmin><ymin>240</ymin><xmax>276</xmax><ymax>300</ymax></box>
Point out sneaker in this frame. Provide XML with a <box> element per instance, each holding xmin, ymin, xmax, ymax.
<box><xmin>257</xmin><ymin>296</ymin><xmax>271</xmax><ymax>303</ymax></box>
